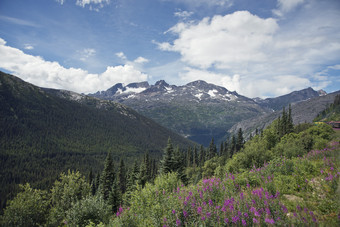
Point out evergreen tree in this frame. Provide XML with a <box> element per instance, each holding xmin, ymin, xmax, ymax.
<box><xmin>118</xmin><ymin>159</ymin><xmax>126</xmax><ymax>194</ymax></box>
<box><xmin>208</xmin><ymin>138</ymin><xmax>217</xmax><ymax>159</ymax></box>
<box><xmin>138</xmin><ymin>159</ymin><xmax>148</xmax><ymax>187</ymax></box>
<box><xmin>230</xmin><ymin>135</ymin><xmax>236</xmax><ymax>158</ymax></box>
<box><xmin>160</xmin><ymin>138</ymin><xmax>174</xmax><ymax>174</ymax></box>
<box><xmin>108</xmin><ymin>178</ymin><xmax>121</xmax><ymax>212</ymax></box>
<box><xmin>236</xmin><ymin>128</ymin><xmax>244</xmax><ymax>152</ymax></box>
<box><xmin>199</xmin><ymin>145</ymin><xmax>205</xmax><ymax>166</ymax></box>
<box><xmin>101</xmin><ymin>152</ymin><xmax>115</xmax><ymax>201</ymax></box>
<box><xmin>224</xmin><ymin>140</ymin><xmax>230</xmax><ymax>158</ymax></box>
<box><xmin>287</xmin><ymin>104</ymin><xmax>294</xmax><ymax>134</ymax></box>
<box><xmin>192</xmin><ymin>146</ymin><xmax>198</xmax><ymax>167</ymax></box>
<box><xmin>88</xmin><ymin>168</ymin><xmax>93</xmax><ymax>185</ymax></box>
<box><xmin>144</xmin><ymin>152</ymin><xmax>151</xmax><ymax>182</ymax></box>
<box><xmin>173</xmin><ymin>147</ymin><xmax>188</xmax><ymax>185</ymax></box>
<box><xmin>219</xmin><ymin>142</ymin><xmax>224</xmax><ymax>157</ymax></box>
<box><xmin>187</xmin><ymin>146</ymin><xmax>192</xmax><ymax>167</ymax></box>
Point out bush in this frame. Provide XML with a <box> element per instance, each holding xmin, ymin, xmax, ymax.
<box><xmin>1</xmin><ymin>184</ymin><xmax>50</xmax><ymax>227</ymax></box>
<box><xmin>65</xmin><ymin>195</ymin><xmax>112</xmax><ymax>226</ymax></box>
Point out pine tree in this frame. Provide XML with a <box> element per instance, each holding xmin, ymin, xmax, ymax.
<box><xmin>101</xmin><ymin>152</ymin><xmax>115</xmax><ymax>201</ymax></box>
<box><xmin>108</xmin><ymin>178</ymin><xmax>121</xmax><ymax>212</ymax></box>
<box><xmin>198</xmin><ymin>145</ymin><xmax>205</xmax><ymax>166</ymax></box>
<box><xmin>192</xmin><ymin>146</ymin><xmax>197</xmax><ymax>167</ymax></box>
<box><xmin>219</xmin><ymin>142</ymin><xmax>224</xmax><ymax>157</ymax></box>
<box><xmin>236</xmin><ymin>128</ymin><xmax>244</xmax><ymax>152</ymax></box>
<box><xmin>144</xmin><ymin>152</ymin><xmax>151</xmax><ymax>182</ymax></box>
<box><xmin>208</xmin><ymin>138</ymin><xmax>217</xmax><ymax>159</ymax></box>
<box><xmin>173</xmin><ymin>147</ymin><xmax>188</xmax><ymax>185</ymax></box>
<box><xmin>224</xmin><ymin>139</ymin><xmax>230</xmax><ymax>158</ymax></box>
<box><xmin>187</xmin><ymin>147</ymin><xmax>192</xmax><ymax>167</ymax></box>
<box><xmin>118</xmin><ymin>159</ymin><xmax>126</xmax><ymax>194</ymax></box>
<box><xmin>287</xmin><ymin>104</ymin><xmax>294</xmax><ymax>134</ymax></box>
<box><xmin>160</xmin><ymin>138</ymin><xmax>174</xmax><ymax>174</ymax></box>
<box><xmin>138</xmin><ymin>160</ymin><xmax>148</xmax><ymax>187</ymax></box>
<box><xmin>230</xmin><ymin>135</ymin><xmax>236</xmax><ymax>158</ymax></box>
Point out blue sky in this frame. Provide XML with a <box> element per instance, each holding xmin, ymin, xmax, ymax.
<box><xmin>0</xmin><ymin>0</ymin><xmax>339</xmax><ymax>98</ymax></box>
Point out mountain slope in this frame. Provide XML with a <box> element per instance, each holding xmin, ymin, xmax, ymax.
<box><xmin>90</xmin><ymin>80</ymin><xmax>270</xmax><ymax>145</ymax></box>
<box><xmin>254</xmin><ymin>87</ymin><xmax>324</xmax><ymax>111</ymax></box>
<box><xmin>0</xmin><ymin>71</ymin><xmax>194</xmax><ymax>210</ymax></box>
<box><xmin>229</xmin><ymin>90</ymin><xmax>340</xmax><ymax>137</ymax></box>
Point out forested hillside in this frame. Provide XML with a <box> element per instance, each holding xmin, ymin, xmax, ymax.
<box><xmin>314</xmin><ymin>94</ymin><xmax>340</xmax><ymax>122</ymax></box>
<box><xmin>0</xmin><ymin>71</ymin><xmax>194</xmax><ymax>211</ymax></box>
<box><xmin>1</xmin><ymin>105</ymin><xmax>339</xmax><ymax>226</ymax></box>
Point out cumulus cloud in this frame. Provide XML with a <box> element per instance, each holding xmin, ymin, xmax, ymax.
<box><xmin>0</xmin><ymin>38</ymin><xmax>148</xmax><ymax>93</ymax></box>
<box><xmin>158</xmin><ymin>1</ymin><xmax>340</xmax><ymax>97</ymax></box>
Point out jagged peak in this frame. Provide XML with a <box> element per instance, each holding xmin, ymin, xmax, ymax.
<box><xmin>126</xmin><ymin>81</ymin><xmax>150</xmax><ymax>89</ymax></box>
<box><xmin>155</xmin><ymin>80</ymin><xmax>169</xmax><ymax>87</ymax></box>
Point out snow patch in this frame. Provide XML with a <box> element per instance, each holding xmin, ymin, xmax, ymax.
<box><xmin>208</xmin><ymin>89</ymin><xmax>218</xmax><ymax>97</ymax></box>
<box><xmin>195</xmin><ymin>93</ymin><xmax>203</xmax><ymax>100</ymax></box>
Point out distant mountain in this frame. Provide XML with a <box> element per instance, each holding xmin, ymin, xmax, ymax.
<box><xmin>90</xmin><ymin>81</ymin><xmax>328</xmax><ymax>145</ymax></box>
<box><xmin>0</xmin><ymin>71</ymin><xmax>194</xmax><ymax>210</ymax></box>
<box><xmin>90</xmin><ymin>80</ymin><xmax>270</xmax><ymax>145</ymax></box>
<box><xmin>229</xmin><ymin>90</ymin><xmax>340</xmax><ymax>137</ymax></box>
<box><xmin>253</xmin><ymin>87</ymin><xmax>325</xmax><ymax>111</ymax></box>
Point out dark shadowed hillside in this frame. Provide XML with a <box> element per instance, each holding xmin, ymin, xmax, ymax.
<box><xmin>0</xmin><ymin>71</ymin><xmax>194</xmax><ymax>210</ymax></box>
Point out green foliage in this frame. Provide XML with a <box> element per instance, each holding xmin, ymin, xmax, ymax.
<box><xmin>65</xmin><ymin>194</ymin><xmax>112</xmax><ymax>226</ymax></box>
<box><xmin>314</xmin><ymin>94</ymin><xmax>340</xmax><ymax>121</ymax></box>
<box><xmin>48</xmin><ymin>170</ymin><xmax>90</xmax><ymax>226</ymax></box>
<box><xmin>1</xmin><ymin>184</ymin><xmax>49</xmax><ymax>227</ymax></box>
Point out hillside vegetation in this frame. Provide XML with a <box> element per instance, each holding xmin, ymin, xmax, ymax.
<box><xmin>314</xmin><ymin>94</ymin><xmax>340</xmax><ymax>122</ymax></box>
<box><xmin>0</xmin><ymin>71</ymin><xmax>194</xmax><ymax>211</ymax></box>
<box><xmin>1</xmin><ymin>108</ymin><xmax>339</xmax><ymax>226</ymax></box>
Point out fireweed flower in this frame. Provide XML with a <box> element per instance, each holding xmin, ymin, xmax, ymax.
<box><xmin>224</xmin><ymin>218</ymin><xmax>229</xmax><ymax>224</ymax></box>
<box><xmin>176</xmin><ymin>219</ymin><xmax>181</xmax><ymax>226</ymax></box>
<box><xmin>242</xmin><ymin>219</ymin><xmax>247</xmax><ymax>226</ymax></box>
<box><xmin>265</xmin><ymin>218</ymin><xmax>275</xmax><ymax>224</ymax></box>
<box><xmin>183</xmin><ymin>210</ymin><xmax>188</xmax><ymax>218</ymax></box>
<box><xmin>172</xmin><ymin>210</ymin><xmax>176</xmax><ymax>215</ymax></box>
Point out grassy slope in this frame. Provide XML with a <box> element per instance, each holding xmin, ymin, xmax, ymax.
<box><xmin>113</xmin><ymin>130</ymin><xmax>340</xmax><ymax>226</ymax></box>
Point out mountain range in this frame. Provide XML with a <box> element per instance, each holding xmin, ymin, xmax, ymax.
<box><xmin>90</xmin><ymin>81</ymin><xmax>327</xmax><ymax>145</ymax></box>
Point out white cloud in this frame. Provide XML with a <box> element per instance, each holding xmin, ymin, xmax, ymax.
<box><xmin>174</xmin><ymin>10</ymin><xmax>194</xmax><ymax>19</ymax></box>
<box><xmin>158</xmin><ymin>2</ymin><xmax>340</xmax><ymax>97</ymax></box>
<box><xmin>273</xmin><ymin>0</ymin><xmax>305</xmax><ymax>16</ymax></box>
<box><xmin>134</xmin><ymin>56</ymin><xmax>149</xmax><ymax>64</ymax></box>
<box><xmin>0</xmin><ymin>38</ymin><xmax>148</xmax><ymax>93</ymax></box>
<box><xmin>164</xmin><ymin>0</ymin><xmax>233</xmax><ymax>8</ymax></box>
<box><xmin>116</xmin><ymin>52</ymin><xmax>127</xmax><ymax>60</ymax></box>
<box><xmin>76</xmin><ymin>0</ymin><xmax>110</xmax><ymax>8</ymax></box>
<box><xmin>24</xmin><ymin>44</ymin><xmax>34</xmax><ymax>50</ymax></box>
<box><xmin>162</xmin><ymin>11</ymin><xmax>278</xmax><ymax>70</ymax></box>
<box><xmin>79</xmin><ymin>48</ymin><xmax>96</xmax><ymax>61</ymax></box>
<box><xmin>55</xmin><ymin>0</ymin><xmax>66</xmax><ymax>5</ymax></box>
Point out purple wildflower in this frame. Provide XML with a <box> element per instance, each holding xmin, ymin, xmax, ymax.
<box><xmin>265</xmin><ymin>218</ymin><xmax>275</xmax><ymax>224</ymax></box>
<box><xmin>183</xmin><ymin>210</ymin><xmax>188</xmax><ymax>218</ymax></box>
<box><xmin>253</xmin><ymin>218</ymin><xmax>259</xmax><ymax>224</ymax></box>
<box><xmin>172</xmin><ymin>209</ymin><xmax>176</xmax><ymax>215</ymax></box>
<box><xmin>224</xmin><ymin>218</ymin><xmax>229</xmax><ymax>224</ymax></box>
<box><xmin>176</xmin><ymin>219</ymin><xmax>181</xmax><ymax>226</ymax></box>
<box><xmin>242</xmin><ymin>219</ymin><xmax>247</xmax><ymax>226</ymax></box>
